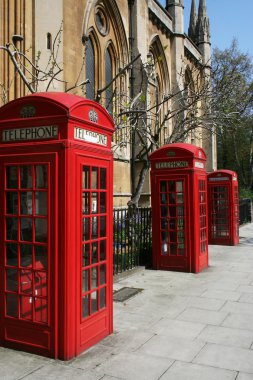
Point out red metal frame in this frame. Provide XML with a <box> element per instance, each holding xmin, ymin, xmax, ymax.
<box><xmin>150</xmin><ymin>143</ymin><xmax>208</xmax><ymax>274</ymax></box>
<box><xmin>207</xmin><ymin>170</ymin><xmax>239</xmax><ymax>246</ymax></box>
<box><xmin>0</xmin><ymin>93</ymin><xmax>114</xmax><ymax>360</ymax></box>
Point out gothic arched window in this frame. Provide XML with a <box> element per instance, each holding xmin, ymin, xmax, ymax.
<box><xmin>85</xmin><ymin>37</ymin><xmax>95</xmax><ymax>100</ymax></box>
<box><xmin>105</xmin><ymin>47</ymin><xmax>113</xmax><ymax>115</ymax></box>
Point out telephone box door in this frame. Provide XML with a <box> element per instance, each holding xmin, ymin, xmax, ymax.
<box><xmin>0</xmin><ymin>155</ymin><xmax>56</xmax><ymax>357</ymax></box>
<box><xmin>155</xmin><ymin>175</ymin><xmax>190</xmax><ymax>272</ymax></box>
<box><xmin>76</xmin><ymin>155</ymin><xmax>113</xmax><ymax>354</ymax></box>
<box><xmin>208</xmin><ymin>183</ymin><xmax>231</xmax><ymax>243</ymax></box>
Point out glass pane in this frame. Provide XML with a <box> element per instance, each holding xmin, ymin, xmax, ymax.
<box><xmin>85</xmin><ymin>37</ymin><xmax>95</xmax><ymax>100</ymax></box>
<box><xmin>82</xmin><ymin>192</ymin><xmax>89</xmax><ymax>214</ymax></box>
<box><xmin>177</xmin><ymin>193</ymin><xmax>184</xmax><ymax>204</ymax></box>
<box><xmin>170</xmin><ymin>244</ymin><xmax>177</xmax><ymax>255</ymax></box>
<box><xmin>82</xmin><ymin>166</ymin><xmax>90</xmax><ymax>189</ymax></box>
<box><xmin>6</xmin><ymin>293</ymin><xmax>18</xmax><ymax>318</ymax></box>
<box><xmin>160</xmin><ymin>193</ymin><xmax>167</xmax><ymax>204</ymax></box>
<box><xmin>6</xmin><ymin>166</ymin><xmax>18</xmax><ymax>189</ymax></box>
<box><xmin>20</xmin><ymin>296</ymin><xmax>32</xmax><ymax>320</ymax></box>
<box><xmin>35</xmin><ymin>298</ymin><xmax>47</xmax><ymax>323</ymax></box>
<box><xmin>160</xmin><ymin>181</ymin><xmax>166</xmax><ymax>192</ymax></box>
<box><xmin>161</xmin><ymin>206</ymin><xmax>167</xmax><ymax>217</ymax></box>
<box><xmin>100</xmin><ymin>216</ymin><xmax>106</xmax><ymax>237</ymax></box>
<box><xmin>169</xmin><ymin>194</ymin><xmax>176</xmax><ymax>205</ymax></box>
<box><xmin>35</xmin><ymin>192</ymin><xmax>47</xmax><ymax>215</ymax></box>
<box><xmin>35</xmin><ymin>219</ymin><xmax>47</xmax><ymax>242</ymax></box>
<box><xmin>91</xmin><ymin>291</ymin><xmax>98</xmax><ymax>313</ymax></box>
<box><xmin>82</xmin><ymin>244</ymin><xmax>90</xmax><ymax>267</ymax></box>
<box><xmin>100</xmin><ymin>240</ymin><xmax>106</xmax><ymax>261</ymax></box>
<box><xmin>82</xmin><ymin>294</ymin><xmax>90</xmax><ymax>318</ymax></box>
<box><xmin>100</xmin><ymin>192</ymin><xmax>106</xmax><ymax>213</ymax></box>
<box><xmin>92</xmin><ymin>242</ymin><xmax>98</xmax><ymax>263</ymax></box>
<box><xmin>176</xmin><ymin>181</ymin><xmax>183</xmax><ymax>192</ymax></box>
<box><xmin>6</xmin><ymin>192</ymin><xmax>18</xmax><ymax>214</ymax></box>
<box><xmin>20</xmin><ymin>244</ymin><xmax>32</xmax><ymax>267</ymax></box>
<box><xmin>100</xmin><ymin>264</ymin><xmax>106</xmax><ymax>285</ymax></box>
<box><xmin>20</xmin><ymin>269</ymin><xmax>32</xmax><ymax>294</ymax></box>
<box><xmin>168</xmin><ymin>181</ymin><xmax>175</xmax><ymax>191</ymax></box>
<box><xmin>82</xmin><ymin>218</ymin><xmax>90</xmax><ymax>241</ymax></box>
<box><xmin>6</xmin><ymin>218</ymin><xmax>18</xmax><ymax>240</ymax></box>
<box><xmin>21</xmin><ymin>166</ymin><xmax>32</xmax><ymax>188</ymax></box>
<box><xmin>91</xmin><ymin>193</ymin><xmax>98</xmax><ymax>213</ymax></box>
<box><xmin>36</xmin><ymin>165</ymin><xmax>48</xmax><ymax>188</ymax></box>
<box><xmin>21</xmin><ymin>218</ymin><xmax>33</xmax><ymax>242</ymax></box>
<box><xmin>100</xmin><ymin>168</ymin><xmax>106</xmax><ymax>189</ymax></box>
<box><xmin>100</xmin><ymin>287</ymin><xmax>106</xmax><ymax>309</ymax></box>
<box><xmin>91</xmin><ymin>267</ymin><xmax>98</xmax><ymax>289</ymax></box>
<box><xmin>6</xmin><ymin>268</ymin><xmax>18</xmax><ymax>292</ymax></box>
<box><xmin>91</xmin><ymin>217</ymin><xmax>98</xmax><ymax>239</ymax></box>
<box><xmin>82</xmin><ymin>269</ymin><xmax>89</xmax><ymax>292</ymax></box>
<box><xmin>35</xmin><ymin>271</ymin><xmax>47</xmax><ymax>297</ymax></box>
<box><xmin>20</xmin><ymin>192</ymin><xmax>33</xmax><ymax>215</ymax></box>
<box><xmin>35</xmin><ymin>245</ymin><xmax>47</xmax><ymax>269</ymax></box>
<box><xmin>91</xmin><ymin>167</ymin><xmax>98</xmax><ymax>189</ymax></box>
<box><xmin>6</xmin><ymin>243</ymin><xmax>18</xmax><ymax>266</ymax></box>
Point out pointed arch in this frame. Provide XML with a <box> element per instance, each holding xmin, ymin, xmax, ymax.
<box><xmin>84</xmin><ymin>29</ymin><xmax>101</xmax><ymax>100</ymax></box>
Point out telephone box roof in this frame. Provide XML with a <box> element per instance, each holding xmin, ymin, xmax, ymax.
<box><xmin>0</xmin><ymin>92</ymin><xmax>114</xmax><ymax>131</ymax></box>
<box><xmin>149</xmin><ymin>142</ymin><xmax>206</xmax><ymax>160</ymax></box>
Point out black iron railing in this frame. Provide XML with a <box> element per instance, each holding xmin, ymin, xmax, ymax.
<box><xmin>239</xmin><ymin>198</ymin><xmax>252</xmax><ymax>225</ymax></box>
<box><xmin>113</xmin><ymin>207</ymin><xmax>152</xmax><ymax>275</ymax></box>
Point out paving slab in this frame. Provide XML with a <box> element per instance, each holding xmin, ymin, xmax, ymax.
<box><xmin>222</xmin><ymin>313</ymin><xmax>253</xmax><ymax>331</ymax></box>
<box><xmin>193</xmin><ymin>343</ymin><xmax>253</xmax><ymax>373</ymax></box>
<box><xmin>237</xmin><ymin>373</ymin><xmax>253</xmax><ymax>380</ymax></box>
<box><xmin>177</xmin><ymin>306</ymin><xmax>228</xmax><ymax>325</ymax></box>
<box><xmin>159</xmin><ymin>360</ymin><xmax>237</xmax><ymax>380</ymax></box>
<box><xmin>198</xmin><ymin>325</ymin><xmax>253</xmax><ymax>349</ymax></box>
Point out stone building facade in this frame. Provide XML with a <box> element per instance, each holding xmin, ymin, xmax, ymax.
<box><xmin>0</xmin><ymin>0</ymin><xmax>216</xmax><ymax>207</ymax></box>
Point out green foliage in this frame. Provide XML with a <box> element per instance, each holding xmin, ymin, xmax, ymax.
<box><xmin>239</xmin><ymin>187</ymin><xmax>253</xmax><ymax>201</ymax></box>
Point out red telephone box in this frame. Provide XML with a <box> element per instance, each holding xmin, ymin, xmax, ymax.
<box><xmin>207</xmin><ymin>170</ymin><xmax>239</xmax><ymax>245</ymax></box>
<box><xmin>0</xmin><ymin>92</ymin><xmax>114</xmax><ymax>360</ymax></box>
<box><xmin>150</xmin><ymin>143</ymin><xmax>208</xmax><ymax>273</ymax></box>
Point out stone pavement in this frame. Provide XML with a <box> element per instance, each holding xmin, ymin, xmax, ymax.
<box><xmin>1</xmin><ymin>222</ymin><xmax>253</xmax><ymax>380</ymax></box>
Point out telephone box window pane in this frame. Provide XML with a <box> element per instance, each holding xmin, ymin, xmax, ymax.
<box><xmin>82</xmin><ymin>269</ymin><xmax>90</xmax><ymax>292</ymax></box>
<box><xmin>162</xmin><ymin>241</ymin><xmax>168</xmax><ymax>255</ymax></box>
<box><xmin>169</xmin><ymin>194</ymin><xmax>176</xmax><ymax>205</ymax></box>
<box><xmin>91</xmin><ymin>217</ymin><xmax>98</xmax><ymax>239</ymax></box>
<box><xmin>169</xmin><ymin>206</ymin><xmax>176</xmax><ymax>217</ymax></box>
<box><xmin>91</xmin><ymin>167</ymin><xmax>98</xmax><ymax>189</ymax></box>
<box><xmin>82</xmin><ymin>192</ymin><xmax>89</xmax><ymax>214</ymax></box>
<box><xmin>6</xmin><ymin>192</ymin><xmax>18</xmax><ymax>214</ymax></box>
<box><xmin>82</xmin><ymin>244</ymin><xmax>90</xmax><ymax>267</ymax></box>
<box><xmin>35</xmin><ymin>219</ymin><xmax>47</xmax><ymax>242</ymax></box>
<box><xmin>160</xmin><ymin>193</ymin><xmax>167</xmax><ymax>204</ymax></box>
<box><xmin>20</xmin><ymin>269</ymin><xmax>32</xmax><ymax>294</ymax></box>
<box><xmin>100</xmin><ymin>264</ymin><xmax>106</xmax><ymax>285</ymax></box>
<box><xmin>160</xmin><ymin>181</ymin><xmax>166</xmax><ymax>192</ymax></box>
<box><xmin>176</xmin><ymin>181</ymin><xmax>183</xmax><ymax>192</ymax></box>
<box><xmin>35</xmin><ymin>298</ymin><xmax>47</xmax><ymax>323</ymax></box>
<box><xmin>100</xmin><ymin>240</ymin><xmax>106</xmax><ymax>261</ymax></box>
<box><xmin>6</xmin><ymin>294</ymin><xmax>18</xmax><ymax>318</ymax></box>
<box><xmin>35</xmin><ymin>246</ymin><xmax>47</xmax><ymax>270</ymax></box>
<box><xmin>20</xmin><ymin>296</ymin><xmax>32</xmax><ymax>320</ymax></box>
<box><xmin>35</xmin><ymin>192</ymin><xmax>47</xmax><ymax>215</ymax></box>
<box><xmin>82</xmin><ymin>295</ymin><xmax>90</xmax><ymax>318</ymax></box>
<box><xmin>6</xmin><ymin>243</ymin><xmax>18</xmax><ymax>266</ymax></box>
<box><xmin>6</xmin><ymin>166</ymin><xmax>18</xmax><ymax>189</ymax></box>
<box><xmin>20</xmin><ymin>192</ymin><xmax>33</xmax><ymax>215</ymax></box>
<box><xmin>91</xmin><ymin>193</ymin><xmax>98</xmax><ymax>213</ymax></box>
<box><xmin>100</xmin><ymin>216</ymin><xmax>106</xmax><ymax>237</ymax></box>
<box><xmin>169</xmin><ymin>181</ymin><xmax>175</xmax><ymax>191</ymax></box>
<box><xmin>100</xmin><ymin>287</ymin><xmax>106</xmax><ymax>309</ymax></box>
<box><xmin>21</xmin><ymin>166</ymin><xmax>32</xmax><ymax>189</ymax></box>
<box><xmin>91</xmin><ymin>291</ymin><xmax>98</xmax><ymax>313</ymax></box>
<box><xmin>100</xmin><ymin>168</ymin><xmax>106</xmax><ymax>189</ymax></box>
<box><xmin>177</xmin><ymin>206</ymin><xmax>184</xmax><ymax>217</ymax></box>
<box><xmin>6</xmin><ymin>218</ymin><xmax>18</xmax><ymax>241</ymax></box>
<box><xmin>21</xmin><ymin>218</ymin><xmax>33</xmax><ymax>242</ymax></box>
<box><xmin>36</xmin><ymin>165</ymin><xmax>48</xmax><ymax>189</ymax></box>
<box><xmin>83</xmin><ymin>218</ymin><xmax>90</xmax><ymax>241</ymax></box>
<box><xmin>92</xmin><ymin>242</ymin><xmax>98</xmax><ymax>263</ymax></box>
<box><xmin>6</xmin><ymin>268</ymin><xmax>18</xmax><ymax>292</ymax></box>
<box><xmin>20</xmin><ymin>244</ymin><xmax>32</xmax><ymax>267</ymax></box>
<box><xmin>82</xmin><ymin>166</ymin><xmax>90</xmax><ymax>189</ymax></box>
<box><xmin>177</xmin><ymin>193</ymin><xmax>184</xmax><ymax>204</ymax></box>
<box><xmin>91</xmin><ymin>267</ymin><xmax>98</xmax><ymax>289</ymax></box>
<box><xmin>161</xmin><ymin>206</ymin><xmax>167</xmax><ymax>217</ymax></box>
<box><xmin>35</xmin><ymin>272</ymin><xmax>47</xmax><ymax>297</ymax></box>
<box><xmin>100</xmin><ymin>193</ymin><xmax>106</xmax><ymax>213</ymax></box>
